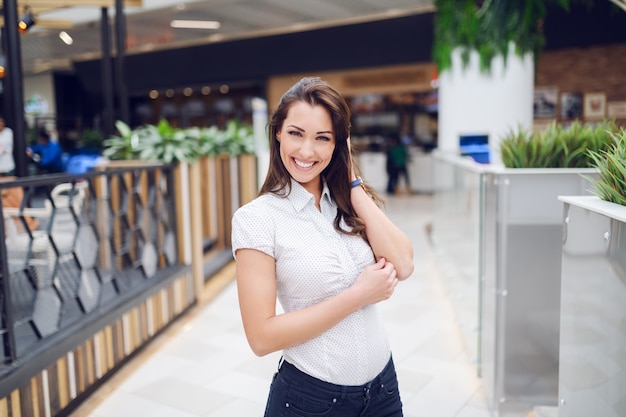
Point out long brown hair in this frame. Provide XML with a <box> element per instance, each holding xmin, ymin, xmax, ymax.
<box><xmin>260</xmin><ymin>76</ymin><xmax>382</xmax><ymax>238</ymax></box>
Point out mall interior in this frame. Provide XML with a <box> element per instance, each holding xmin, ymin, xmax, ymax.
<box><xmin>0</xmin><ymin>1</ymin><xmax>625</xmax><ymax>417</ymax></box>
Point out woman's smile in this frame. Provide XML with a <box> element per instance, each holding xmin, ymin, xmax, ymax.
<box><xmin>293</xmin><ymin>158</ymin><xmax>316</xmax><ymax>169</ymax></box>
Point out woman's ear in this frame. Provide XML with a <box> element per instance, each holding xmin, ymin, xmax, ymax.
<box><xmin>275</xmin><ymin>132</ymin><xmax>281</xmax><ymax>142</ymax></box>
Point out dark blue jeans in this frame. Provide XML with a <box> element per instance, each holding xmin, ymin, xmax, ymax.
<box><xmin>263</xmin><ymin>356</ymin><xmax>403</xmax><ymax>417</ymax></box>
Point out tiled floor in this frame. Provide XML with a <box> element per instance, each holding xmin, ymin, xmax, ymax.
<box><xmin>70</xmin><ymin>193</ymin><xmax>494</xmax><ymax>417</ymax></box>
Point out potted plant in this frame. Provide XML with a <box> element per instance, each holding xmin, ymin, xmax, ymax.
<box><xmin>102</xmin><ymin>119</ymin><xmax>255</xmax><ymax>164</ymax></box>
<box><xmin>478</xmin><ymin>119</ymin><xmax>620</xmax><ymax>414</ymax></box>
<box><xmin>135</xmin><ymin>119</ymin><xmax>198</xmax><ymax>164</ymax></box>
<box><xmin>196</xmin><ymin>119</ymin><xmax>254</xmax><ymax>157</ymax></box>
<box><xmin>103</xmin><ymin>119</ymin><xmax>199</xmax><ymax>165</ymax></box>
<box><xmin>587</xmin><ymin>128</ymin><xmax>626</xmax><ymax>206</ymax></box>
<box><xmin>193</xmin><ymin>119</ymin><xmax>257</xmax><ymax>247</ymax></box>
<box><xmin>433</xmin><ymin>117</ymin><xmax>621</xmax><ymax>416</ymax></box>
<box><xmin>102</xmin><ymin>120</ymin><xmax>141</xmax><ymax>162</ymax></box>
<box><xmin>500</xmin><ymin>119</ymin><xmax>618</xmax><ymax>168</ymax></box>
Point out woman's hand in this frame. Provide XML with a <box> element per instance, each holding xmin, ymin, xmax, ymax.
<box><xmin>350</xmin><ymin>257</ymin><xmax>398</xmax><ymax>306</ymax></box>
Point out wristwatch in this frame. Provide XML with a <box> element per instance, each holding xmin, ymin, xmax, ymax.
<box><xmin>351</xmin><ymin>176</ymin><xmax>364</xmax><ymax>189</ymax></box>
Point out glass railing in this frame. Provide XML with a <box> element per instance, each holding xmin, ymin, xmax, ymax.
<box><xmin>431</xmin><ymin>152</ymin><xmax>487</xmax><ymax>372</ymax></box>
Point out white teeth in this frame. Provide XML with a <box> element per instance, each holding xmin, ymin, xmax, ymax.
<box><xmin>294</xmin><ymin>159</ymin><xmax>314</xmax><ymax>168</ymax></box>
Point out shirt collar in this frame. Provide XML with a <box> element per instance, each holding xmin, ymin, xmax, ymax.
<box><xmin>287</xmin><ymin>178</ymin><xmax>332</xmax><ymax>212</ymax></box>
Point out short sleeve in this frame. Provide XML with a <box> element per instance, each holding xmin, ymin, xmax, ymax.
<box><xmin>231</xmin><ymin>201</ymin><xmax>275</xmax><ymax>259</ymax></box>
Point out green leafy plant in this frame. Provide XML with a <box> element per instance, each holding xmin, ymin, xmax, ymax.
<box><xmin>195</xmin><ymin>125</ymin><xmax>221</xmax><ymax>156</ymax></box>
<box><xmin>587</xmin><ymin>129</ymin><xmax>626</xmax><ymax>206</ymax></box>
<box><xmin>135</xmin><ymin>119</ymin><xmax>198</xmax><ymax>164</ymax></box>
<box><xmin>102</xmin><ymin>120</ymin><xmax>140</xmax><ymax>160</ymax></box>
<box><xmin>433</xmin><ymin>0</ymin><xmax>572</xmax><ymax>74</ymax></box>
<box><xmin>196</xmin><ymin>119</ymin><xmax>255</xmax><ymax>157</ymax></box>
<box><xmin>500</xmin><ymin>119</ymin><xmax>618</xmax><ymax>168</ymax></box>
<box><xmin>102</xmin><ymin>119</ymin><xmax>255</xmax><ymax>163</ymax></box>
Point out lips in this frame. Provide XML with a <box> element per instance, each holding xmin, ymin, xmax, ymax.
<box><xmin>293</xmin><ymin>158</ymin><xmax>315</xmax><ymax>169</ymax></box>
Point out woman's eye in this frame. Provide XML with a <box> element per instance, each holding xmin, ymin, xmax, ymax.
<box><xmin>288</xmin><ymin>130</ymin><xmax>302</xmax><ymax>137</ymax></box>
<box><xmin>317</xmin><ymin>136</ymin><xmax>331</xmax><ymax>142</ymax></box>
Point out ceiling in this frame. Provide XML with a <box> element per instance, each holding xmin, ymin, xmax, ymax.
<box><xmin>10</xmin><ymin>0</ymin><xmax>435</xmax><ymax>75</ymax></box>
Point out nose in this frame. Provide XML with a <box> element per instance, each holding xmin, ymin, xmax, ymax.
<box><xmin>298</xmin><ymin>137</ymin><xmax>315</xmax><ymax>158</ymax></box>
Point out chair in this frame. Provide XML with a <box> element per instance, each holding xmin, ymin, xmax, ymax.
<box><xmin>3</xmin><ymin>182</ymin><xmax>86</xmax><ymax>283</ymax></box>
<box><xmin>47</xmin><ymin>181</ymin><xmax>88</xmax><ymax>214</ymax></box>
<box><xmin>3</xmin><ymin>205</ymin><xmax>54</xmax><ymax>283</ymax></box>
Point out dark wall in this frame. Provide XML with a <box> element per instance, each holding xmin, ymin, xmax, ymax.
<box><xmin>543</xmin><ymin>1</ymin><xmax>626</xmax><ymax>51</ymax></box>
<box><xmin>54</xmin><ymin>73</ymin><xmax>88</xmax><ymax>129</ymax></box>
<box><xmin>73</xmin><ymin>13</ymin><xmax>435</xmax><ymax>95</ymax></box>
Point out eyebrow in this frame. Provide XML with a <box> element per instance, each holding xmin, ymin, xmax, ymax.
<box><xmin>286</xmin><ymin>125</ymin><xmax>333</xmax><ymax>135</ymax></box>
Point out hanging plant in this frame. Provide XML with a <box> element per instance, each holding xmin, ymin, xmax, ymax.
<box><xmin>432</xmin><ymin>0</ymin><xmax>572</xmax><ymax>74</ymax></box>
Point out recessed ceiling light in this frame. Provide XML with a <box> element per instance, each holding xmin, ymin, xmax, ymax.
<box><xmin>170</xmin><ymin>20</ymin><xmax>221</xmax><ymax>30</ymax></box>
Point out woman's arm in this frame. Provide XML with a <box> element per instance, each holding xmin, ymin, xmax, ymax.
<box><xmin>236</xmin><ymin>248</ymin><xmax>398</xmax><ymax>356</ymax></box>
<box><xmin>350</xmin><ymin>186</ymin><xmax>414</xmax><ymax>280</ymax></box>
<box><xmin>349</xmin><ymin>139</ymin><xmax>414</xmax><ymax>280</ymax></box>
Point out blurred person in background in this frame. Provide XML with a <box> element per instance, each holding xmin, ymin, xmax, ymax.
<box><xmin>27</xmin><ymin>130</ymin><xmax>64</xmax><ymax>174</ymax></box>
<box><xmin>0</xmin><ymin>117</ymin><xmax>15</xmax><ymax>176</ymax></box>
<box><xmin>385</xmin><ymin>134</ymin><xmax>410</xmax><ymax>195</ymax></box>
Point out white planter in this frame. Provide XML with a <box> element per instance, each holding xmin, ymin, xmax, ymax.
<box><xmin>557</xmin><ymin>196</ymin><xmax>626</xmax><ymax>417</ymax></box>
<box><xmin>481</xmin><ymin>168</ymin><xmax>597</xmax><ymax>416</ymax></box>
<box><xmin>431</xmin><ymin>153</ymin><xmax>600</xmax><ymax>416</ymax></box>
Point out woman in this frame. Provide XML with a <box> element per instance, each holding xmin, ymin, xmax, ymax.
<box><xmin>231</xmin><ymin>77</ymin><xmax>414</xmax><ymax>416</ymax></box>
<box><xmin>0</xmin><ymin>117</ymin><xmax>15</xmax><ymax>176</ymax></box>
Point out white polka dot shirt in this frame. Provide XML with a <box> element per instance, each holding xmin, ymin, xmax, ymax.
<box><xmin>232</xmin><ymin>180</ymin><xmax>391</xmax><ymax>385</ymax></box>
